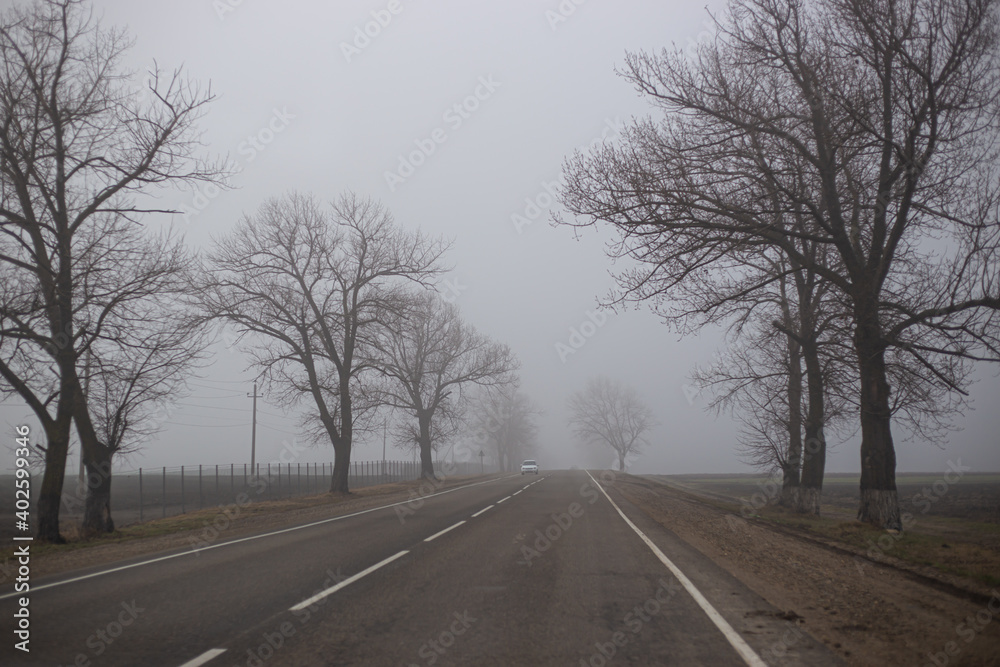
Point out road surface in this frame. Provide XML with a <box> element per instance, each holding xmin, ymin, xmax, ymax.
<box><xmin>1</xmin><ymin>470</ymin><xmax>842</xmax><ymax>665</ymax></box>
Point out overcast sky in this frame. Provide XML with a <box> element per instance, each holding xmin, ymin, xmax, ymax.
<box><xmin>1</xmin><ymin>0</ymin><xmax>998</xmax><ymax>477</ymax></box>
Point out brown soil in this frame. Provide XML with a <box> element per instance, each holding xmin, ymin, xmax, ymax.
<box><xmin>611</xmin><ymin>474</ymin><xmax>1000</xmax><ymax>667</ymax></box>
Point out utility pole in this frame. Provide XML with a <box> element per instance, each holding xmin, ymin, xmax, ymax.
<box><xmin>248</xmin><ymin>383</ymin><xmax>262</xmax><ymax>474</ymax></box>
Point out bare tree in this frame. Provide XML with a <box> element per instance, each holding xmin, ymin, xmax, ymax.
<box><xmin>568</xmin><ymin>377</ymin><xmax>654</xmax><ymax>472</ymax></box>
<box><xmin>467</xmin><ymin>382</ymin><xmax>540</xmax><ymax>472</ymax></box>
<box><xmin>559</xmin><ymin>0</ymin><xmax>1000</xmax><ymax>527</ymax></box>
<box><xmin>201</xmin><ymin>192</ymin><xmax>448</xmax><ymax>493</ymax></box>
<box><xmin>694</xmin><ymin>279</ymin><xmax>852</xmax><ymax>511</ymax></box>
<box><xmin>0</xmin><ymin>0</ymin><xmax>220</xmax><ymax>540</ymax></box>
<box><xmin>86</xmin><ymin>284</ymin><xmax>209</xmax><ymax>463</ymax></box>
<box><xmin>373</xmin><ymin>290</ymin><xmax>516</xmax><ymax>479</ymax></box>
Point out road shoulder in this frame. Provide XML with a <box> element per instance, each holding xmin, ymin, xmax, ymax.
<box><xmin>608</xmin><ymin>473</ymin><xmax>1000</xmax><ymax>666</ymax></box>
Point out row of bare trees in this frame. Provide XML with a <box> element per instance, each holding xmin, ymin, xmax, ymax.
<box><xmin>558</xmin><ymin>0</ymin><xmax>1000</xmax><ymax>528</ymax></box>
<box><xmin>202</xmin><ymin>192</ymin><xmax>519</xmax><ymax>488</ymax></box>
<box><xmin>0</xmin><ymin>0</ymin><xmax>522</xmax><ymax>542</ymax></box>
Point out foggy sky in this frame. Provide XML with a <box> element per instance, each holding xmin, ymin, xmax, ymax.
<box><xmin>1</xmin><ymin>0</ymin><xmax>998</xmax><ymax>477</ymax></box>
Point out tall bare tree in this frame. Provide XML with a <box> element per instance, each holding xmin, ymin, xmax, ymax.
<box><xmin>568</xmin><ymin>377</ymin><xmax>654</xmax><ymax>472</ymax></box>
<box><xmin>0</xmin><ymin>0</ymin><xmax>220</xmax><ymax>540</ymax></box>
<box><xmin>560</xmin><ymin>0</ymin><xmax>1000</xmax><ymax>527</ymax></box>
<box><xmin>373</xmin><ymin>290</ymin><xmax>516</xmax><ymax>479</ymax></box>
<box><xmin>201</xmin><ymin>192</ymin><xmax>447</xmax><ymax>493</ymax></box>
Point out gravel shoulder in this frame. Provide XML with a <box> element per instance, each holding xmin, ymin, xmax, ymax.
<box><xmin>610</xmin><ymin>474</ymin><xmax>1000</xmax><ymax>667</ymax></box>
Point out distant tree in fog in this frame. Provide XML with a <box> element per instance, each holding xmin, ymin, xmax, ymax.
<box><xmin>372</xmin><ymin>290</ymin><xmax>517</xmax><ymax>479</ymax></box>
<box><xmin>468</xmin><ymin>382</ymin><xmax>540</xmax><ymax>472</ymax></box>
<box><xmin>568</xmin><ymin>377</ymin><xmax>654</xmax><ymax>472</ymax></box>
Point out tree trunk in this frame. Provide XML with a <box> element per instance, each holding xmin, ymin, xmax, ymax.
<box><xmin>781</xmin><ymin>336</ymin><xmax>803</xmax><ymax>508</ymax></box>
<box><xmin>81</xmin><ymin>447</ymin><xmax>114</xmax><ymax>536</ymax></box>
<box><xmin>34</xmin><ymin>363</ymin><xmax>77</xmax><ymax>543</ymax></box>
<box><xmin>418</xmin><ymin>412</ymin><xmax>436</xmax><ymax>480</ymax></box>
<box><xmin>618</xmin><ymin>450</ymin><xmax>626</xmax><ymax>471</ymax></box>
<box><xmin>330</xmin><ymin>378</ymin><xmax>353</xmax><ymax>494</ymax></box>
<box><xmin>854</xmin><ymin>302</ymin><xmax>900</xmax><ymax>529</ymax></box>
<box><xmin>798</xmin><ymin>341</ymin><xmax>826</xmax><ymax>515</ymax></box>
<box><xmin>72</xmin><ymin>374</ymin><xmax>117</xmax><ymax>535</ymax></box>
<box><xmin>35</xmin><ymin>419</ymin><xmax>71</xmax><ymax>543</ymax></box>
<box><xmin>330</xmin><ymin>438</ymin><xmax>351</xmax><ymax>493</ymax></box>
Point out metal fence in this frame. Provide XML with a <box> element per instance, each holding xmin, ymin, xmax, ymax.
<box><xmin>0</xmin><ymin>459</ymin><xmax>486</xmax><ymax>537</ymax></box>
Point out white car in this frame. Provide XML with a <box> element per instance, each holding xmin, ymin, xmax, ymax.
<box><xmin>520</xmin><ymin>459</ymin><xmax>539</xmax><ymax>475</ymax></box>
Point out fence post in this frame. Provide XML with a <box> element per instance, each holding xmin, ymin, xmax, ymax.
<box><xmin>181</xmin><ymin>465</ymin><xmax>185</xmax><ymax>513</ymax></box>
<box><xmin>162</xmin><ymin>467</ymin><xmax>166</xmax><ymax>518</ymax></box>
<box><xmin>215</xmin><ymin>464</ymin><xmax>219</xmax><ymax>503</ymax></box>
<box><xmin>267</xmin><ymin>463</ymin><xmax>272</xmax><ymax>499</ymax></box>
<box><xmin>139</xmin><ymin>468</ymin><xmax>143</xmax><ymax>523</ymax></box>
<box><xmin>198</xmin><ymin>464</ymin><xmax>203</xmax><ymax>510</ymax></box>
<box><xmin>230</xmin><ymin>463</ymin><xmax>234</xmax><ymax>498</ymax></box>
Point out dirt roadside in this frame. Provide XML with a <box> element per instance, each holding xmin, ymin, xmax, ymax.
<box><xmin>0</xmin><ymin>473</ymin><xmax>503</xmax><ymax>586</ymax></box>
<box><xmin>609</xmin><ymin>474</ymin><xmax>1000</xmax><ymax>667</ymax></box>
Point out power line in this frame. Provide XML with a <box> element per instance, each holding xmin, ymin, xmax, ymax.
<box><xmin>163</xmin><ymin>421</ymin><xmax>247</xmax><ymax>428</ymax></box>
<box><xmin>174</xmin><ymin>401</ymin><xmax>250</xmax><ymax>413</ymax></box>
<box><xmin>190</xmin><ymin>377</ymin><xmax>257</xmax><ymax>385</ymax></box>
<box><xmin>256</xmin><ymin>421</ymin><xmax>298</xmax><ymax>436</ymax></box>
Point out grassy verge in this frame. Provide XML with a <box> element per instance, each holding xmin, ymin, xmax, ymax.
<box><xmin>641</xmin><ymin>475</ymin><xmax>1000</xmax><ymax>589</ymax></box>
<box><xmin>752</xmin><ymin>502</ymin><xmax>1000</xmax><ymax>588</ymax></box>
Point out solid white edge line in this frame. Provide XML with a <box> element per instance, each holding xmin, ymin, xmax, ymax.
<box><xmin>471</xmin><ymin>505</ymin><xmax>494</xmax><ymax>517</ymax></box>
<box><xmin>0</xmin><ymin>474</ymin><xmax>520</xmax><ymax>601</ymax></box>
<box><xmin>177</xmin><ymin>648</ymin><xmax>227</xmax><ymax>667</ymax></box>
<box><xmin>423</xmin><ymin>520</ymin><xmax>466</xmax><ymax>543</ymax></box>
<box><xmin>289</xmin><ymin>550</ymin><xmax>408</xmax><ymax>612</ymax></box>
<box><xmin>585</xmin><ymin>471</ymin><xmax>768</xmax><ymax>667</ymax></box>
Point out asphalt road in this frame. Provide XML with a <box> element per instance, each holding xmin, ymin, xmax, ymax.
<box><xmin>1</xmin><ymin>470</ymin><xmax>843</xmax><ymax>666</ymax></box>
